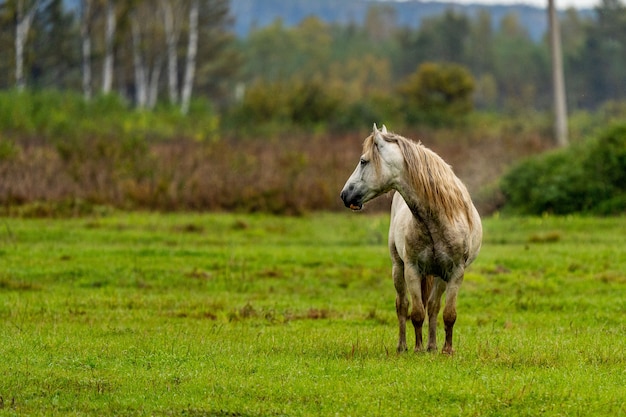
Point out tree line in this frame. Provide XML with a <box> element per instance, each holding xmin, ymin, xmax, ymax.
<box><xmin>1</xmin><ymin>0</ymin><xmax>626</xmax><ymax>121</ymax></box>
<box><xmin>0</xmin><ymin>0</ymin><xmax>234</xmax><ymax>114</ymax></box>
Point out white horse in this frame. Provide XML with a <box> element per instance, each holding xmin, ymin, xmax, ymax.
<box><xmin>340</xmin><ymin>124</ymin><xmax>482</xmax><ymax>354</ymax></box>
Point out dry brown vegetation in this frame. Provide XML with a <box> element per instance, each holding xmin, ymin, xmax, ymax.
<box><xmin>0</xmin><ymin>127</ymin><xmax>549</xmax><ymax>217</ymax></box>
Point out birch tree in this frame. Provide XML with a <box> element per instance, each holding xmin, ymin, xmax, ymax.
<box><xmin>160</xmin><ymin>0</ymin><xmax>181</xmax><ymax>104</ymax></box>
<box><xmin>80</xmin><ymin>0</ymin><xmax>93</xmax><ymax>100</ymax></box>
<box><xmin>160</xmin><ymin>0</ymin><xmax>199</xmax><ymax>113</ymax></box>
<box><xmin>131</xmin><ymin>3</ymin><xmax>164</xmax><ymax>109</ymax></box>
<box><xmin>102</xmin><ymin>0</ymin><xmax>116</xmax><ymax>94</ymax></box>
<box><xmin>15</xmin><ymin>0</ymin><xmax>42</xmax><ymax>90</ymax></box>
<box><xmin>131</xmin><ymin>12</ymin><xmax>148</xmax><ymax>108</ymax></box>
<box><xmin>180</xmin><ymin>0</ymin><xmax>198</xmax><ymax>114</ymax></box>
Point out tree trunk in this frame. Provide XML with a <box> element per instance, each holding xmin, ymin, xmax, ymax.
<box><xmin>81</xmin><ymin>0</ymin><xmax>92</xmax><ymax>100</ymax></box>
<box><xmin>15</xmin><ymin>0</ymin><xmax>41</xmax><ymax>90</ymax></box>
<box><xmin>147</xmin><ymin>61</ymin><xmax>163</xmax><ymax>109</ymax></box>
<box><xmin>131</xmin><ymin>15</ymin><xmax>147</xmax><ymax>108</ymax></box>
<box><xmin>102</xmin><ymin>0</ymin><xmax>116</xmax><ymax>94</ymax></box>
<box><xmin>161</xmin><ymin>0</ymin><xmax>179</xmax><ymax>104</ymax></box>
<box><xmin>548</xmin><ymin>0</ymin><xmax>568</xmax><ymax>147</ymax></box>
<box><xmin>180</xmin><ymin>0</ymin><xmax>198</xmax><ymax>114</ymax></box>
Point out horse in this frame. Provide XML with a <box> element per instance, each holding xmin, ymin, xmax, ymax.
<box><xmin>340</xmin><ymin>124</ymin><xmax>482</xmax><ymax>354</ymax></box>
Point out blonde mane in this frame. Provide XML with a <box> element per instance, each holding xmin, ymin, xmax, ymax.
<box><xmin>364</xmin><ymin>132</ymin><xmax>474</xmax><ymax>226</ymax></box>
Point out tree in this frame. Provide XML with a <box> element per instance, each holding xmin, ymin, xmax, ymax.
<box><xmin>575</xmin><ymin>0</ymin><xmax>626</xmax><ymax>107</ymax></box>
<box><xmin>193</xmin><ymin>0</ymin><xmax>238</xmax><ymax>107</ymax></box>
<box><xmin>161</xmin><ymin>0</ymin><xmax>182</xmax><ymax>104</ymax></box>
<box><xmin>130</xmin><ymin>3</ymin><xmax>163</xmax><ymax>108</ymax></box>
<box><xmin>467</xmin><ymin>10</ymin><xmax>494</xmax><ymax>76</ymax></box>
<box><xmin>14</xmin><ymin>0</ymin><xmax>43</xmax><ymax>90</ymax></box>
<box><xmin>81</xmin><ymin>0</ymin><xmax>93</xmax><ymax>99</ymax></box>
<box><xmin>180</xmin><ymin>0</ymin><xmax>198</xmax><ymax>114</ymax></box>
<box><xmin>30</xmin><ymin>0</ymin><xmax>77</xmax><ymax>88</ymax></box>
<box><xmin>493</xmin><ymin>13</ymin><xmax>549</xmax><ymax>109</ymax></box>
<box><xmin>393</xmin><ymin>10</ymin><xmax>470</xmax><ymax>80</ymax></box>
<box><xmin>364</xmin><ymin>4</ymin><xmax>396</xmax><ymax>43</ymax></box>
<box><xmin>399</xmin><ymin>62</ymin><xmax>475</xmax><ymax>126</ymax></box>
<box><xmin>102</xmin><ymin>0</ymin><xmax>116</xmax><ymax>94</ymax></box>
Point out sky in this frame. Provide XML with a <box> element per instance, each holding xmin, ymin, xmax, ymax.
<box><xmin>395</xmin><ymin>0</ymin><xmax>600</xmax><ymax>9</ymax></box>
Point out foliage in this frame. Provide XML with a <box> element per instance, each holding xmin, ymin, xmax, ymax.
<box><xmin>225</xmin><ymin>78</ymin><xmax>344</xmax><ymax>132</ymax></box>
<box><xmin>0</xmin><ymin>90</ymin><xmax>219</xmax><ymax>142</ymax></box>
<box><xmin>1</xmin><ymin>90</ymin><xmax>556</xmax><ymax>216</ymax></box>
<box><xmin>0</xmin><ymin>213</ymin><xmax>624</xmax><ymax>415</ymax></box>
<box><xmin>500</xmin><ymin>123</ymin><xmax>626</xmax><ymax>215</ymax></box>
<box><xmin>2</xmin><ymin>0</ymin><xmax>626</xmax><ymax>116</ymax></box>
<box><xmin>399</xmin><ymin>62</ymin><xmax>475</xmax><ymax>126</ymax></box>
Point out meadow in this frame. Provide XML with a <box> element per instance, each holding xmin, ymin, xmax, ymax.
<box><xmin>0</xmin><ymin>211</ymin><xmax>624</xmax><ymax>416</ymax></box>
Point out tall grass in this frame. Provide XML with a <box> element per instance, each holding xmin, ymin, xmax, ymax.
<box><xmin>8</xmin><ymin>90</ymin><xmax>626</xmax><ymax>216</ymax></box>
<box><xmin>0</xmin><ymin>91</ymin><xmax>554</xmax><ymax>215</ymax></box>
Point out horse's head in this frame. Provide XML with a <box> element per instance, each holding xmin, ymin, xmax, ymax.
<box><xmin>340</xmin><ymin>124</ymin><xmax>404</xmax><ymax>211</ymax></box>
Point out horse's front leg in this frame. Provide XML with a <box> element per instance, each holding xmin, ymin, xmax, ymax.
<box><xmin>393</xmin><ymin>262</ymin><xmax>409</xmax><ymax>353</ymax></box>
<box><xmin>441</xmin><ymin>273</ymin><xmax>464</xmax><ymax>355</ymax></box>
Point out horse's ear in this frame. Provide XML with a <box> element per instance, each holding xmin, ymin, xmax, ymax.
<box><xmin>372</xmin><ymin>123</ymin><xmax>379</xmax><ymax>132</ymax></box>
<box><xmin>373</xmin><ymin>127</ymin><xmax>386</xmax><ymax>148</ymax></box>
<box><xmin>381</xmin><ymin>124</ymin><xmax>388</xmax><ymax>133</ymax></box>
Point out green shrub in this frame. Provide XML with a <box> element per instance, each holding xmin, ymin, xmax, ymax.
<box><xmin>226</xmin><ymin>79</ymin><xmax>344</xmax><ymax>133</ymax></box>
<box><xmin>399</xmin><ymin>62</ymin><xmax>475</xmax><ymax>127</ymax></box>
<box><xmin>501</xmin><ymin>124</ymin><xmax>626</xmax><ymax>215</ymax></box>
<box><xmin>331</xmin><ymin>93</ymin><xmax>404</xmax><ymax>132</ymax></box>
<box><xmin>0</xmin><ymin>90</ymin><xmax>219</xmax><ymax>142</ymax></box>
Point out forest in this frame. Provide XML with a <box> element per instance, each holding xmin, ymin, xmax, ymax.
<box><xmin>1</xmin><ymin>0</ymin><xmax>626</xmax><ymax>215</ymax></box>
<box><xmin>1</xmin><ymin>0</ymin><xmax>626</xmax><ymax>113</ymax></box>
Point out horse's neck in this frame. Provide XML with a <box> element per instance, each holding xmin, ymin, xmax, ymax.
<box><xmin>395</xmin><ymin>169</ymin><xmax>473</xmax><ymax>231</ymax></box>
<box><xmin>396</xmin><ymin>182</ymin><xmax>443</xmax><ymax>229</ymax></box>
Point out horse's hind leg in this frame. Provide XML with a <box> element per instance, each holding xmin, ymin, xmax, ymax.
<box><xmin>427</xmin><ymin>278</ymin><xmax>446</xmax><ymax>352</ymax></box>
<box><xmin>405</xmin><ymin>265</ymin><xmax>426</xmax><ymax>352</ymax></box>
<box><xmin>442</xmin><ymin>273</ymin><xmax>464</xmax><ymax>355</ymax></box>
<box><xmin>393</xmin><ymin>261</ymin><xmax>409</xmax><ymax>353</ymax></box>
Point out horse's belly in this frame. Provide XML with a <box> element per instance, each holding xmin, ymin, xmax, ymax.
<box><xmin>407</xmin><ymin>244</ymin><xmax>462</xmax><ymax>282</ymax></box>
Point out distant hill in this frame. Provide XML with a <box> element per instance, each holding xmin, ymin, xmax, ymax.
<box><xmin>62</xmin><ymin>0</ymin><xmax>593</xmax><ymax>42</ymax></box>
<box><xmin>230</xmin><ymin>0</ymin><xmax>593</xmax><ymax>41</ymax></box>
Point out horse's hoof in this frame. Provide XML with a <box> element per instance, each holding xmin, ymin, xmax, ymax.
<box><xmin>442</xmin><ymin>346</ymin><xmax>455</xmax><ymax>355</ymax></box>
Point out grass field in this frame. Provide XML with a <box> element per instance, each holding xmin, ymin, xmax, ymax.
<box><xmin>0</xmin><ymin>212</ymin><xmax>624</xmax><ymax>416</ymax></box>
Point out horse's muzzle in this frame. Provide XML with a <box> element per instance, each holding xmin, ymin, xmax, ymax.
<box><xmin>340</xmin><ymin>187</ymin><xmax>363</xmax><ymax>211</ymax></box>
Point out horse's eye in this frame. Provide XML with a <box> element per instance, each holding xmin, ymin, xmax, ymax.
<box><xmin>360</xmin><ymin>158</ymin><xmax>368</xmax><ymax>166</ymax></box>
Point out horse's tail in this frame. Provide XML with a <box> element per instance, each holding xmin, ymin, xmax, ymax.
<box><xmin>421</xmin><ymin>275</ymin><xmax>434</xmax><ymax>309</ymax></box>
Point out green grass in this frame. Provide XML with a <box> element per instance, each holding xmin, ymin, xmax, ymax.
<box><xmin>0</xmin><ymin>212</ymin><xmax>624</xmax><ymax>416</ymax></box>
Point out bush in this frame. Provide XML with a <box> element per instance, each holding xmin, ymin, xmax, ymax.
<box><xmin>225</xmin><ymin>79</ymin><xmax>344</xmax><ymax>134</ymax></box>
<box><xmin>500</xmin><ymin>124</ymin><xmax>626</xmax><ymax>215</ymax></box>
<box><xmin>0</xmin><ymin>90</ymin><xmax>219</xmax><ymax>142</ymax></box>
<box><xmin>399</xmin><ymin>62</ymin><xmax>475</xmax><ymax>127</ymax></box>
<box><xmin>330</xmin><ymin>93</ymin><xmax>403</xmax><ymax>132</ymax></box>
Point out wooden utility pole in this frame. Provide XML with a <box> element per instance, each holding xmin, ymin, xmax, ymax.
<box><xmin>548</xmin><ymin>0</ymin><xmax>568</xmax><ymax>146</ymax></box>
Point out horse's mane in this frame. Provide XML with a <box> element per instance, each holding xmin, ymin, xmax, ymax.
<box><xmin>364</xmin><ymin>131</ymin><xmax>474</xmax><ymax>226</ymax></box>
